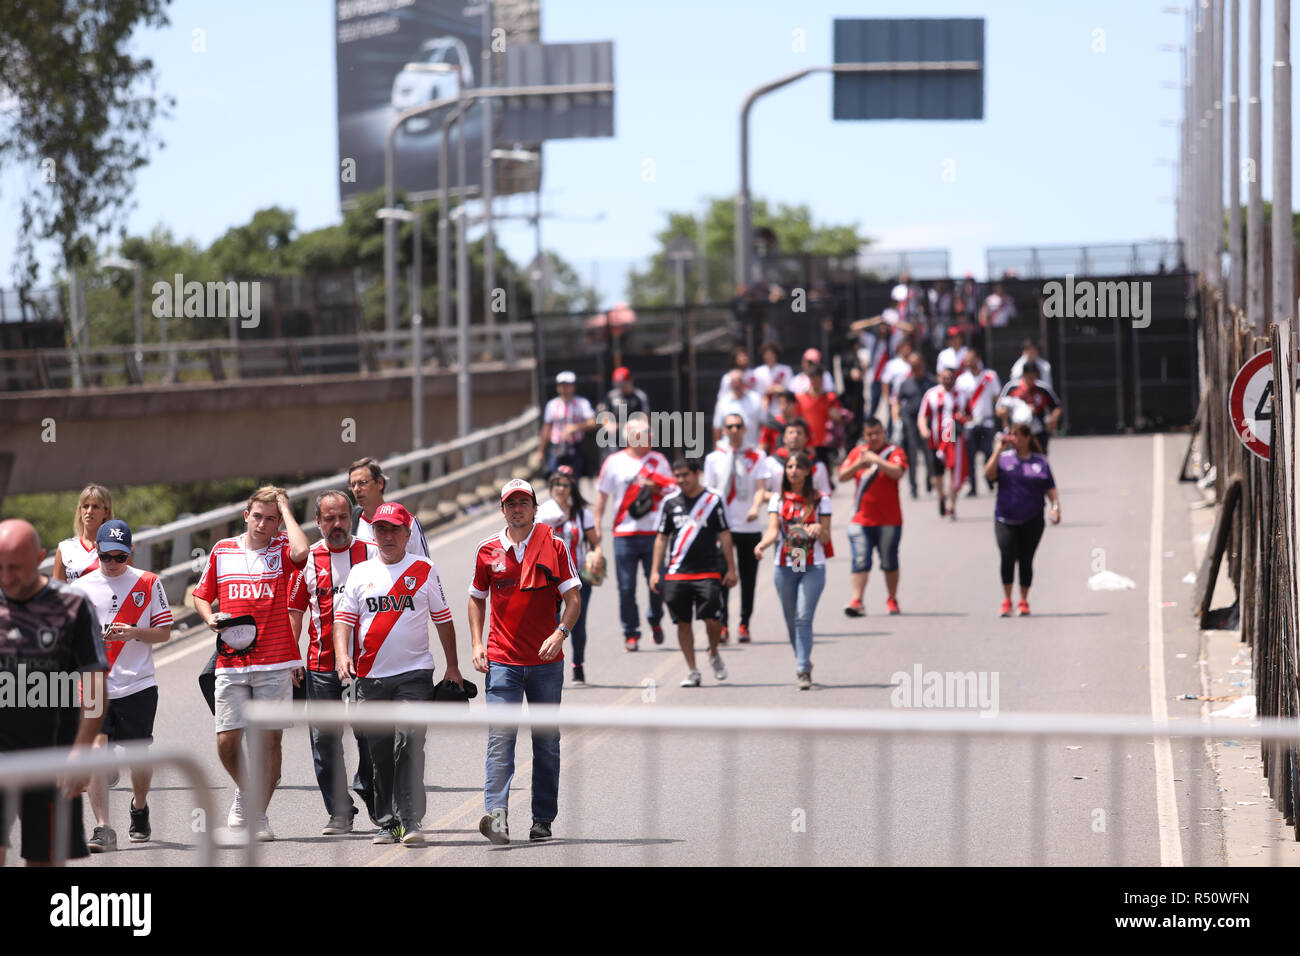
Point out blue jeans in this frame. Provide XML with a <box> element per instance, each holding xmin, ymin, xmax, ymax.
<box><xmin>613</xmin><ymin>535</ymin><xmax>663</xmax><ymax>638</ymax></box>
<box><xmin>484</xmin><ymin>660</ymin><xmax>563</xmax><ymax>823</ymax></box>
<box><xmin>571</xmin><ymin>581</ymin><xmax>591</xmax><ymax>665</ymax></box>
<box><xmin>773</xmin><ymin>564</ymin><xmax>826</xmax><ymax>674</ymax></box>
<box><xmin>847</xmin><ymin>523</ymin><xmax>902</xmax><ymax>573</ymax></box>
<box><xmin>545</xmin><ymin>447</ymin><xmax>585</xmax><ymax>479</ymax></box>
<box><xmin>869</xmin><ymin>380</ymin><xmax>891</xmax><ymax>431</ymax></box>
<box><xmin>306</xmin><ymin>670</ymin><xmax>376</xmax><ymax>822</ymax></box>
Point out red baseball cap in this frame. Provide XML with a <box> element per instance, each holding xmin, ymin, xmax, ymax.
<box><xmin>371</xmin><ymin>502</ymin><xmax>412</xmax><ymax>527</ymax></box>
<box><xmin>946</xmin><ymin>325</ymin><xmax>962</xmax><ymax>338</ymax></box>
<box><xmin>802</xmin><ymin>348</ymin><xmax>822</xmax><ymax>363</ymax></box>
<box><xmin>612</xmin><ymin>366</ymin><xmax>631</xmax><ymax>383</ymax></box>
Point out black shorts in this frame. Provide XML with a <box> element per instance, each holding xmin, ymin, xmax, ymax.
<box><xmin>102</xmin><ymin>685</ymin><xmax>158</xmax><ymax>744</ymax></box>
<box><xmin>662</xmin><ymin>578</ymin><xmax>723</xmax><ymax>624</ymax></box>
<box><xmin>0</xmin><ymin>786</ymin><xmax>88</xmax><ymax>862</ymax></box>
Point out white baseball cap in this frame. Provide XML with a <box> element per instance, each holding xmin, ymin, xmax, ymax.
<box><xmin>500</xmin><ymin>478</ymin><xmax>536</xmax><ymax>502</ymax></box>
<box><xmin>555</xmin><ymin>371</ymin><xmax>576</xmax><ymax>384</ymax></box>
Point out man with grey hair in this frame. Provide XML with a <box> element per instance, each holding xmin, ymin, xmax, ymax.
<box><xmin>348</xmin><ymin>457</ymin><xmax>430</xmax><ymax>557</ymax></box>
<box><xmin>0</xmin><ymin>519</ymin><xmax>108</xmax><ymax>866</ymax></box>
<box><xmin>288</xmin><ymin>490</ymin><xmax>378</xmax><ymax>835</ymax></box>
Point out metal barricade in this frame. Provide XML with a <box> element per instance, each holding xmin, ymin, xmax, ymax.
<box><xmin>242</xmin><ymin>701</ymin><xmax>1300</xmax><ymax>867</ymax></box>
<box><xmin>0</xmin><ymin>741</ymin><xmax>215</xmax><ymax>866</ymax></box>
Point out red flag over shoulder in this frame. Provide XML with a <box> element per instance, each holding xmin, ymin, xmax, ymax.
<box><xmin>520</xmin><ymin>523</ymin><xmax>561</xmax><ymax>591</ymax></box>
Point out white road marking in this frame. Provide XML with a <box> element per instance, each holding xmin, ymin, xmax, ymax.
<box><xmin>1148</xmin><ymin>433</ymin><xmax>1183</xmax><ymax>866</ymax></box>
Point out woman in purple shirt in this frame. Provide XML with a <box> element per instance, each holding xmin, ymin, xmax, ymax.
<box><xmin>983</xmin><ymin>423</ymin><xmax>1060</xmax><ymax>617</ymax></box>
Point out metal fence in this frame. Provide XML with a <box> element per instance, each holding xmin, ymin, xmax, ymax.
<box><xmin>35</xmin><ymin>407</ymin><xmax>541</xmax><ymax>606</ymax></box>
<box><xmin>237</xmin><ymin>700</ymin><xmax>1300</xmax><ymax>867</ymax></box>
<box><xmin>985</xmin><ymin>241</ymin><xmax>1185</xmax><ymax>280</ymax></box>
<box><xmin>0</xmin><ymin>323</ymin><xmax>535</xmax><ymax>392</ymax></box>
<box><xmin>0</xmin><ymin>741</ymin><xmax>215</xmax><ymax>866</ymax></box>
<box><xmin>857</xmin><ymin>248</ymin><xmax>952</xmax><ymax>280</ymax></box>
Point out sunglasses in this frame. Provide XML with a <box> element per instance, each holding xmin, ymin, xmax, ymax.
<box><xmin>724</xmin><ymin>423</ymin><xmax>745</xmax><ymax>430</ymax></box>
<box><xmin>98</xmin><ymin>552</ymin><xmax>129</xmax><ymax>564</ymax></box>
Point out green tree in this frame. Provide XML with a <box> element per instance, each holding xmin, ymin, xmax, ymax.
<box><xmin>627</xmin><ymin>197</ymin><xmax>872</xmax><ymax>307</ymax></box>
<box><xmin>0</xmin><ymin>0</ymin><xmax>175</xmax><ymax>292</ymax></box>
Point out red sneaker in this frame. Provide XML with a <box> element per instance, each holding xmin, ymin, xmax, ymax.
<box><xmin>885</xmin><ymin>597</ymin><xmax>900</xmax><ymax>615</ymax></box>
<box><xmin>737</xmin><ymin>624</ymin><xmax>751</xmax><ymax>643</ymax></box>
<box><xmin>999</xmin><ymin>599</ymin><xmax>1012</xmax><ymax>617</ymax></box>
<box><xmin>624</xmin><ymin>636</ymin><xmax>639</xmax><ymax>652</ymax></box>
<box><xmin>1017</xmin><ymin>600</ymin><xmax>1030</xmax><ymax>617</ymax></box>
<box><xmin>719</xmin><ymin>626</ymin><xmax>730</xmax><ymax>644</ymax></box>
<box><xmin>844</xmin><ymin>600</ymin><xmax>866</xmax><ymax>618</ymax></box>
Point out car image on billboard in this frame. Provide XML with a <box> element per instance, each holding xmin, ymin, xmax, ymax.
<box><xmin>390</xmin><ymin>36</ymin><xmax>475</xmax><ymax>134</ymax></box>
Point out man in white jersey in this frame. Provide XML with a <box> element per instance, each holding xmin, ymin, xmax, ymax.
<box><xmin>334</xmin><ymin>502</ymin><xmax>460</xmax><ymax>847</ymax></box>
<box><xmin>541</xmin><ymin>371</ymin><xmax>597</xmax><ymax>477</ymax></box>
<box><xmin>348</xmin><ymin>456</ymin><xmax>430</xmax><ymax>557</ymax></box>
<box><xmin>955</xmin><ymin>350</ymin><xmax>1002</xmax><ymax>497</ymax></box>
<box><xmin>288</xmin><ymin>490</ymin><xmax>378</xmax><ymax>835</ymax></box>
<box><xmin>71</xmin><ymin>520</ymin><xmax>171</xmax><ymax>852</ymax></box>
<box><xmin>704</xmin><ymin>413</ymin><xmax>768</xmax><ymax>643</ymax></box>
<box><xmin>594</xmin><ymin>415</ymin><xmax>676</xmax><ymax>651</ymax></box>
<box><xmin>750</xmin><ymin>419</ymin><xmax>832</xmax><ymax>520</ymax></box>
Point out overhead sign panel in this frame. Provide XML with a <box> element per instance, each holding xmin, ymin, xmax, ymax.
<box><xmin>500</xmin><ymin>41</ymin><xmax>615</xmax><ymax>142</ymax></box>
<box><xmin>832</xmin><ymin>18</ymin><xmax>984</xmax><ymax>121</ymax></box>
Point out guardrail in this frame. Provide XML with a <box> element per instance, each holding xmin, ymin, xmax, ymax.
<box><xmin>37</xmin><ymin>407</ymin><xmax>541</xmax><ymax>604</ymax></box>
<box><xmin>243</xmin><ymin>701</ymin><xmax>1300</xmax><ymax>867</ymax></box>
<box><xmin>0</xmin><ymin>741</ymin><xmax>215</xmax><ymax>866</ymax></box>
<box><xmin>0</xmin><ymin>322</ymin><xmax>535</xmax><ymax>392</ymax></box>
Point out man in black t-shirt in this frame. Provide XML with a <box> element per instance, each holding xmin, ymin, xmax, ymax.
<box><xmin>0</xmin><ymin>519</ymin><xmax>108</xmax><ymax>866</ymax></box>
<box><xmin>649</xmin><ymin>459</ymin><xmax>737</xmax><ymax>688</ymax></box>
<box><xmin>892</xmin><ymin>354</ymin><xmax>937</xmax><ymax>498</ymax></box>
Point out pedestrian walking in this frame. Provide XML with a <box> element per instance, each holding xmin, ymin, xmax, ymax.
<box><xmin>541</xmin><ymin>371</ymin><xmax>596</xmax><ymax>477</ymax></box>
<box><xmin>469</xmin><ymin>480</ymin><xmax>581</xmax><ymax>845</ymax></box>
<box><xmin>754</xmin><ymin>453</ymin><xmax>832</xmax><ymax>691</ymax></box>
<box><xmin>704</xmin><ymin>413</ymin><xmax>767</xmax><ymax>643</ymax></box>
<box><xmin>918</xmin><ymin>367</ymin><xmax>971</xmax><ymax>520</ymax></box>
<box><xmin>537</xmin><ymin>466</ymin><xmax>602</xmax><ymax>684</ymax></box>
<box><xmin>956</xmin><ymin>350</ymin><xmax>1001</xmax><ymax>497</ymax></box>
<box><xmin>649</xmin><ymin>459</ymin><xmax>737</xmax><ymax>687</ymax></box>
<box><xmin>893</xmin><ymin>354</ymin><xmax>935</xmax><ymax>499</ymax></box>
<box><xmin>53</xmin><ymin>484</ymin><xmax>113</xmax><ymax>583</ymax></box>
<box><xmin>838</xmin><ymin>418</ymin><xmax>907</xmax><ymax>617</ymax></box>
<box><xmin>985</xmin><ymin>424</ymin><xmax>1061</xmax><ymax>617</ymax></box>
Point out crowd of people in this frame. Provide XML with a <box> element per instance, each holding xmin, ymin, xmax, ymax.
<box><xmin>0</xmin><ymin>304</ymin><xmax>1066</xmax><ymax>864</ymax></box>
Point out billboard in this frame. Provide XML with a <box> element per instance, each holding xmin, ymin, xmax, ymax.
<box><xmin>335</xmin><ymin>0</ymin><xmax>540</xmax><ymax>206</ymax></box>
<box><xmin>832</xmin><ymin>18</ymin><xmax>984</xmax><ymax>121</ymax></box>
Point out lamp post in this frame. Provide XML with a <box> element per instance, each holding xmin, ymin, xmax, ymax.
<box><xmin>376</xmin><ymin>205</ymin><xmax>425</xmax><ymax>451</ymax></box>
<box><xmin>100</xmin><ymin>255</ymin><xmax>143</xmax><ymax>364</ymax></box>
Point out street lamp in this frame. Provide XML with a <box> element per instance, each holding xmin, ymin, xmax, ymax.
<box><xmin>376</xmin><ymin>205</ymin><xmax>426</xmax><ymax>451</ymax></box>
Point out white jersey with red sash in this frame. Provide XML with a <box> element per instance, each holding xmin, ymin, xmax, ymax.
<box><xmin>70</xmin><ymin>566</ymin><xmax>171</xmax><ymax>699</ymax></box>
<box><xmin>597</xmin><ymin>448</ymin><xmax>675</xmax><ymax>536</ymax></box>
<box><xmin>703</xmin><ymin>445</ymin><xmax>767</xmax><ymax>533</ymax></box>
<box><xmin>956</xmin><ymin>367</ymin><xmax>1002</xmax><ymax>427</ymax></box>
<box><xmin>57</xmin><ymin>537</ymin><xmax>100</xmax><ymax>582</ymax></box>
<box><xmin>288</xmin><ymin>538</ymin><xmax>375</xmax><ymax>673</ymax></box>
<box><xmin>920</xmin><ymin>384</ymin><xmax>970</xmax><ymax>485</ymax></box>
<box><xmin>335</xmin><ymin>553</ymin><xmax>451</xmax><ymax>679</ymax></box>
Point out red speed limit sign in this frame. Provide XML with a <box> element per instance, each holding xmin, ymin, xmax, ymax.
<box><xmin>1227</xmin><ymin>349</ymin><xmax>1300</xmax><ymax>460</ymax></box>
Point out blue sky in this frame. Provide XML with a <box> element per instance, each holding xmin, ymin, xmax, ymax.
<box><xmin>1</xmin><ymin>0</ymin><xmax>1295</xmax><ymax>305</ymax></box>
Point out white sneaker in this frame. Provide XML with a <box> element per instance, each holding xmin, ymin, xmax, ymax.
<box><xmin>227</xmin><ymin>789</ymin><xmax>246</xmax><ymax>830</ymax></box>
<box><xmin>709</xmin><ymin>653</ymin><xmax>727</xmax><ymax>681</ymax></box>
<box><xmin>680</xmin><ymin>670</ymin><xmax>701</xmax><ymax>687</ymax></box>
<box><xmin>255</xmin><ymin>815</ymin><xmax>275</xmax><ymax>842</ymax></box>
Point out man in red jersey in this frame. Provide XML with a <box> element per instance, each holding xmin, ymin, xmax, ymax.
<box><xmin>838</xmin><ymin>417</ymin><xmax>908</xmax><ymax>616</ymax></box>
<box><xmin>469</xmin><ymin>479</ymin><xmax>580</xmax><ymax>845</ymax></box>
<box><xmin>288</xmin><ymin>490</ymin><xmax>378</xmax><ymax>835</ymax></box>
<box><xmin>192</xmin><ymin>486</ymin><xmax>309</xmax><ymax>842</ymax></box>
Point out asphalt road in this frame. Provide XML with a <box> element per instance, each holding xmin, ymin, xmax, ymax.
<box><xmin>21</xmin><ymin>433</ymin><xmax>1223</xmax><ymax>867</ymax></box>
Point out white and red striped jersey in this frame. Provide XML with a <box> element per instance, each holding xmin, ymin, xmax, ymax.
<box><xmin>71</xmin><ymin>566</ymin><xmax>172</xmax><ymax>699</ymax></box>
<box><xmin>596</xmin><ymin>449</ymin><xmax>676</xmax><ymax>536</ymax></box>
<box><xmin>288</xmin><ymin>538</ymin><xmax>376</xmax><ymax>673</ymax></box>
<box><xmin>543</xmin><ymin>395</ymin><xmax>596</xmax><ymax>449</ymax></box>
<box><xmin>768</xmin><ymin>492</ymin><xmax>834</xmax><ymax>568</ymax></box>
<box><xmin>193</xmin><ymin>534</ymin><xmax>306</xmax><ymax>673</ymax></box>
<box><xmin>355</xmin><ymin>510</ymin><xmax>429</xmax><ymax>557</ymax></box>
<box><xmin>703</xmin><ymin>445</ymin><xmax>768</xmax><ymax>533</ymax></box>
<box><xmin>919</xmin><ymin>385</ymin><xmax>970</xmax><ymax>449</ymax></box>
<box><xmin>57</xmin><ymin>537</ymin><xmax>99</xmax><ymax>582</ymax></box>
<box><xmin>335</xmin><ymin>553</ymin><xmax>451</xmax><ymax>679</ymax></box>
<box><xmin>956</xmin><ymin>366</ymin><xmax>1002</xmax><ymax>427</ymax></box>
<box><xmin>536</xmin><ymin>500</ymin><xmax>594</xmax><ymax>573</ymax></box>
<box><xmin>762</xmin><ymin>451</ymin><xmax>832</xmax><ymax>498</ymax></box>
